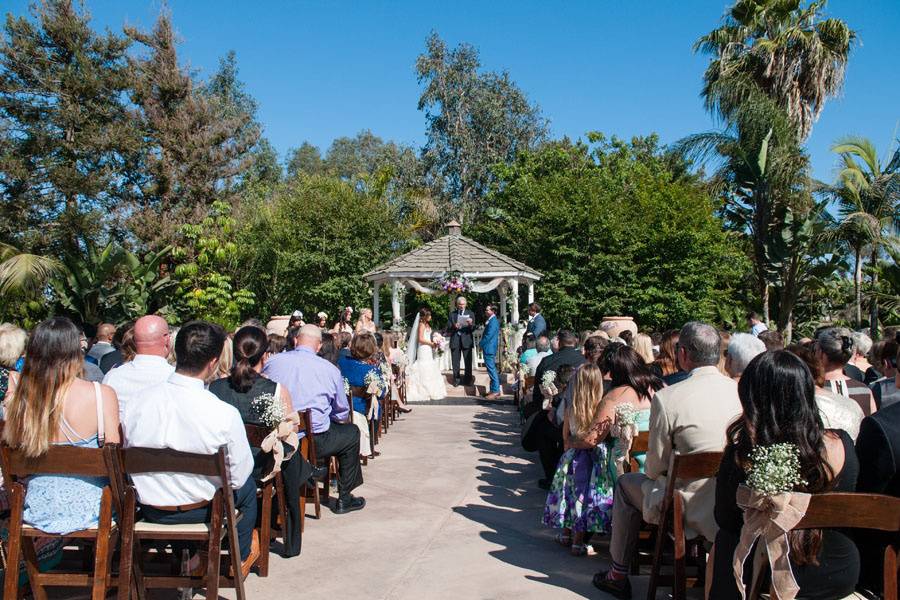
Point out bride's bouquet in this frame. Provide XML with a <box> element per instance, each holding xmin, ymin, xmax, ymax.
<box><xmin>432</xmin><ymin>332</ymin><xmax>447</xmax><ymax>356</ymax></box>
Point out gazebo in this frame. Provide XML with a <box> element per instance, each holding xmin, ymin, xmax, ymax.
<box><xmin>363</xmin><ymin>221</ymin><xmax>542</xmax><ymax>328</ymax></box>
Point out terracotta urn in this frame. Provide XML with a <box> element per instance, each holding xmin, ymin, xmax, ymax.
<box><xmin>266</xmin><ymin>315</ymin><xmax>291</xmax><ymax>336</ymax></box>
<box><xmin>600</xmin><ymin>316</ymin><xmax>638</xmax><ymax>339</ymax></box>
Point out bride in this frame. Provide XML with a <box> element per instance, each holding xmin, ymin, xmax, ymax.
<box><xmin>405</xmin><ymin>307</ymin><xmax>448</xmax><ymax>402</ymax></box>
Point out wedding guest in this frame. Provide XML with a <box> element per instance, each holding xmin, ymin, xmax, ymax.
<box><xmin>519</xmin><ymin>334</ymin><xmax>537</xmax><ymax>365</ymax></box>
<box><xmin>816</xmin><ymin>327</ymin><xmax>876</xmax><ymax>416</ymax></box>
<box><xmin>317</xmin><ymin>332</ymin><xmax>340</xmax><ymax>365</ymax></box>
<box><xmin>103</xmin><ymin>315</ymin><xmax>175</xmax><ymax>423</ymax></box>
<box><xmin>337</xmin><ymin>331</ymin><xmax>352</xmax><ymax>360</ymax></box>
<box><xmin>870</xmin><ymin>338</ymin><xmax>899</xmax><ymax>409</ymax></box>
<box><xmin>267</xmin><ymin>333</ymin><xmax>287</xmax><ymax>355</ymax></box>
<box><xmin>285</xmin><ymin>326</ymin><xmax>301</xmax><ymax>351</ymax></box>
<box><xmin>381</xmin><ymin>331</ymin><xmax>404</xmax><ymax>365</ymax></box>
<box><xmin>99</xmin><ymin>320</ymin><xmax>134</xmax><ymax>373</ymax></box>
<box><xmin>85</xmin><ymin>322</ymin><xmax>116</xmax><ymax>365</ymax></box>
<box><xmin>855</xmin><ymin>393</ymin><xmax>900</xmax><ymax>595</ymax></box>
<box><xmin>552</xmin><ymin>336</ymin><xmax>610</xmax><ymax>427</ymax></box>
<box><xmin>756</xmin><ymin>329</ymin><xmax>784</xmax><ymax>351</ymax></box>
<box><xmin>3</xmin><ymin>317</ymin><xmax>120</xmax><ymax>534</ymax></box>
<box><xmin>338</xmin><ymin>332</ymin><xmax>384</xmax><ymax>457</ymax></box>
<box><xmin>593</xmin><ymin>322</ymin><xmax>740</xmax><ymax>597</ymax></box>
<box><xmin>240</xmin><ymin>318</ymin><xmax>266</xmax><ymax>332</ymax></box>
<box><xmin>332</xmin><ymin>307</ymin><xmax>354</xmax><ymax>335</ymax></box>
<box><xmin>78</xmin><ymin>328</ymin><xmax>105</xmax><ymax>383</ymax></box>
<box><xmin>525</xmin><ymin>302</ymin><xmax>547</xmax><ymax>340</ymax></box>
<box><xmin>650</xmin><ymin>329</ymin><xmax>688</xmax><ymax>386</ymax></box>
<box><xmin>288</xmin><ymin>310</ymin><xmax>304</xmax><ymax>331</ymax></box>
<box><xmin>787</xmin><ymin>344</ymin><xmax>864</xmax><ymax>440</ymax></box>
<box><xmin>866</xmin><ymin>340</ymin><xmax>886</xmax><ymax>384</ymax></box>
<box><xmin>631</xmin><ymin>333</ymin><xmax>654</xmax><ymax>365</ymax></box>
<box><xmin>619</xmin><ymin>330</ymin><xmax>633</xmax><ymax>347</ymax></box>
<box><xmin>0</xmin><ymin>322</ymin><xmax>27</xmax><ymax>402</ymax></box>
<box><xmin>121</xmin><ymin>321</ymin><xmax>259</xmax><ymax>573</ymax></box>
<box><xmin>316</xmin><ymin>312</ymin><xmax>329</xmax><ymax>329</ymax></box>
<box><xmin>210</xmin><ymin>326</ymin><xmax>318</xmax><ymax>557</ymax></box>
<box><xmin>216</xmin><ymin>334</ymin><xmax>234</xmax><ymax>379</ymax></box>
<box><xmin>264</xmin><ymin>324</ymin><xmax>365</xmax><ymax>514</ymax></box>
<box><xmin>526</xmin><ymin>335</ymin><xmax>552</xmax><ymax>376</ymax></box>
<box><xmin>747</xmin><ymin>311</ymin><xmax>768</xmax><ymax>336</ymax></box>
<box><xmin>724</xmin><ymin>333</ymin><xmax>765</xmax><ymax>381</ymax></box>
<box><xmin>844</xmin><ymin>332</ymin><xmax>872</xmax><ymax>383</ymax></box>
<box><xmin>355</xmin><ymin>308</ymin><xmax>377</xmax><ymax>335</ymax></box>
<box><xmin>542</xmin><ymin>364</ymin><xmax>611</xmax><ymax>556</ymax></box>
<box><xmin>709</xmin><ymin>351</ymin><xmax>859</xmax><ymax>599</ymax></box>
<box><xmin>717</xmin><ymin>330</ymin><xmax>731</xmax><ymax>375</ymax></box>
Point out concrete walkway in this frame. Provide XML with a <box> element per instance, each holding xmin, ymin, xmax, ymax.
<box><xmin>241</xmin><ymin>403</ymin><xmax>650</xmax><ymax>600</ymax></box>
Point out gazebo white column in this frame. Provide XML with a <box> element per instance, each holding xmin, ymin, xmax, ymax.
<box><xmin>528</xmin><ymin>281</ymin><xmax>535</xmax><ymax>305</ymax></box>
<box><xmin>372</xmin><ymin>281</ymin><xmax>381</xmax><ymax>326</ymax></box>
<box><xmin>509</xmin><ymin>278</ymin><xmax>520</xmax><ymax>324</ymax></box>
<box><xmin>391</xmin><ymin>280</ymin><xmax>402</xmax><ymax>325</ymax></box>
<box><xmin>498</xmin><ymin>284</ymin><xmax>508</xmax><ymax>326</ymax></box>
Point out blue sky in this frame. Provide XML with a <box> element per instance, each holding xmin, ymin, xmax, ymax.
<box><xmin>5</xmin><ymin>0</ymin><xmax>899</xmax><ymax>183</ymax></box>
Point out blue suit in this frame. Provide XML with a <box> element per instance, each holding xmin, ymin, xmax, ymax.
<box><xmin>525</xmin><ymin>313</ymin><xmax>547</xmax><ymax>340</ymax></box>
<box><xmin>480</xmin><ymin>315</ymin><xmax>501</xmax><ymax>394</ymax></box>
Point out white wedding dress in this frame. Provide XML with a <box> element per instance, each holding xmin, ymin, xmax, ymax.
<box><xmin>405</xmin><ymin>322</ymin><xmax>448</xmax><ymax>403</ymax></box>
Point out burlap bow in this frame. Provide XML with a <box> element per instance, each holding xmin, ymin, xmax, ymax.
<box><xmin>258</xmin><ymin>411</ymin><xmax>300</xmax><ymax>482</ymax></box>
<box><xmin>540</xmin><ymin>383</ymin><xmax>558</xmax><ymax>409</ymax></box>
<box><xmin>733</xmin><ymin>484</ymin><xmax>810</xmax><ymax>600</ymax></box>
<box><xmin>610</xmin><ymin>421</ymin><xmax>638</xmax><ymax>476</ymax></box>
<box><xmin>365</xmin><ymin>380</ymin><xmax>382</xmax><ymax>420</ymax></box>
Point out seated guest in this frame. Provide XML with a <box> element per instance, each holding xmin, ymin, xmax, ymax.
<box><xmin>869</xmin><ymin>338</ymin><xmax>899</xmax><ymax>409</ymax></box>
<box><xmin>756</xmin><ymin>329</ymin><xmax>784</xmax><ymax>351</ymax></box>
<box><xmin>593</xmin><ymin>322</ymin><xmax>740</xmax><ymax>597</ymax></box>
<box><xmin>264</xmin><ymin>324</ymin><xmax>365</xmax><ymax>514</ymax></box>
<box><xmin>122</xmin><ymin>321</ymin><xmax>258</xmax><ymax>573</ymax></box>
<box><xmin>855</xmin><ymin>390</ymin><xmax>900</xmax><ymax>595</ymax></box>
<box><xmin>631</xmin><ymin>333</ymin><xmax>654</xmax><ymax>365</ymax></box>
<box><xmin>379</xmin><ymin>331</ymin><xmax>412</xmax><ymax>413</ymax></box>
<box><xmin>337</xmin><ymin>331</ymin><xmax>352</xmax><ymax>360</ymax></box>
<box><xmin>216</xmin><ymin>334</ymin><xmax>233</xmax><ymax>380</ymax></box>
<box><xmin>338</xmin><ymin>332</ymin><xmax>385</xmax><ymax>457</ymax></box>
<box><xmin>866</xmin><ymin>340</ymin><xmax>886</xmax><ymax>385</ymax></box>
<box><xmin>519</xmin><ymin>334</ymin><xmax>537</xmax><ymax>366</ymax></box>
<box><xmin>103</xmin><ymin>315</ymin><xmax>175</xmax><ymax>422</ymax></box>
<box><xmin>530</xmin><ymin>330</ymin><xmax>587</xmax><ymax>489</ymax></box>
<box><xmin>843</xmin><ymin>331</ymin><xmax>873</xmax><ymax>383</ymax></box>
<box><xmin>710</xmin><ymin>351</ymin><xmax>859</xmax><ymax>599</ymax></box>
<box><xmin>85</xmin><ymin>322</ymin><xmax>116</xmax><ymax>365</ymax></box>
<box><xmin>317</xmin><ymin>332</ymin><xmax>340</xmax><ymax>365</ymax></box>
<box><xmin>78</xmin><ymin>327</ymin><xmax>105</xmax><ymax>383</ymax></box>
<box><xmin>99</xmin><ymin>320</ymin><xmax>134</xmax><ymax>373</ymax></box>
<box><xmin>525</xmin><ymin>335</ymin><xmax>552</xmax><ymax>376</ymax></box>
<box><xmin>724</xmin><ymin>333</ymin><xmax>766</xmax><ymax>382</ymax></box>
<box><xmin>285</xmin><ymin>326</ymin><xmax>301</xmax><ymax>351</ymax></box>
<box><xmin>717</xmin><ymin>330</ymin><xmax>731</xmax><ymax>375</ymax></box>
<box><xmin>210</xmin><ymin>326</ymin><xmax>320</xmax><ymax>557</ymax></box>
<box><xmin>788</xmin><ymin>344</ymin><xmax>864</xmax><ymax>440</ymax></box>
<box><xmin>3</xmin><ymin>317</ymin><xmax>120</xmax><ymax>534</ymax></box>
<box><xmin>650</xmin><ymin>329</ymin><xmax>689</xmax><ymax>386</ymax></box>
<box><xmin>0</xmin><ymin>322</ymin><xmax>27</xmax><ymax>402</ymax></box>
<box><xmin>267</xmin><ymin>333</ymin><xmax>287</xmax><ymax>355</ymax></box>
<box><xmin>552</xmin><ymin>336</ymin><xmax>609</xmax><ymax>427</ymax></box>
<box><xmin>816</xmin><ymin>327</ymin><xmax>876</xmax><ymax>416</ymax></box>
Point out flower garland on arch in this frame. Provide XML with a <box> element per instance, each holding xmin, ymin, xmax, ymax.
<box><xmin>434</xmin><ymin>271</ymin><xmax>472</xmax><ymax>294</ymax></box>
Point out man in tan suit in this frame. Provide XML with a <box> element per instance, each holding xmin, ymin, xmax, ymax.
<box><xmin>593</xmin><ymin>322</ymin><xmax>741</xmax><ymax>599</ymax></box>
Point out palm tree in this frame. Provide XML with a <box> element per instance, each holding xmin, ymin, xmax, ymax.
<box><xmin>0</xmin><ymin>243</ymin><xmax>61</xmax><ymax>295</ymax></box>
<box><xmin>696</xmin><ymin>0</ymin><xmax>855</xmax><ymax>141</ymax></box>
<box><xmin>829</xmin><ymin>136</ymin><xmax>900</xmax><ymax>334</ymax></box>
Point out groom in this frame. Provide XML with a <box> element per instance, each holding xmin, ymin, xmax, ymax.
<box><xmin>448</xmin><ymin>296</ymin><xmax>475</xmax><ymax>386</ymax></box>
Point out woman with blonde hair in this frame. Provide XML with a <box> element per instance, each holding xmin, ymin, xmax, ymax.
<box><xmin>0</xmin><ymin>322</ymin><xmax>27</xmax><ymax>402</ymax></box>
<box><xmin>631</xmin><ymin>333</ymin><xmax>654</xmax><ymax>364</ymax></box>
<box><xmin>3</xmin><ymin>317</ymin><xmax>120</xmax><ymax>534</ymax></box>
<box><xmin>355</xmin><ymin>308</ymin><xmax>376</xmax><ymax>335</ymax></box>
<box><xmin>542</xmin><ymin>364</ymin><xmax>613</xmax><ymax>556</ymax></box>
<box><xmin>216</xmin><ymin>333</ymin><xmax>234</xmax><ymax>379</ymax></box>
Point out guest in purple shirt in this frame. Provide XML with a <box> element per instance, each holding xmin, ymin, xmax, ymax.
<box><xmin>263</xmin><ymin>324</ymin><xmax>365</xmax><ymax>514</ymax></box>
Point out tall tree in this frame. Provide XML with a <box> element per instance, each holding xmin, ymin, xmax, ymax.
<box><xmin>696</xmin><ymin>0</ymin><xmax>855</xmax><ymax>141</ymax></box>
<box><xmin>0</xmin><ymin>0</ymin><xmax>140</xmax><ymax>252</ymax></box>
<box><xmin>416</xmin><ymin>32</ymin><xmax>546</xmax><ymax>223</ymax></box>
<box><xmin>829</xmin><ymin>137</ymin><xmax>900</xmax><ymax>334</ymax></box>
<box><xmin>285</xmin><ymin>142</ymin><xmax>324</xmax><ymax>178</ymax></box>
<box><xmin>126</xmin><ymin>15</ymin><xmax>259</xmax><ymax>248</ymax></box>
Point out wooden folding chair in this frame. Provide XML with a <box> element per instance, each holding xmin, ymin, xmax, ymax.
<box><xmin>243</xmin><ymin>423</ymin><xmax>289</xmax><ymax>578</ymax></box>
<box><xmin>748</xmin><ymin>492</ymin><xmax>900</xmax><ymax>600</ymax></box>
<box><xmin>646</xmin><ymin>450</ymin><xmax>723</xmax><ymax>600</ymax></box>
<box><xmin>349</xmin><ymin>385</ymin><xmax>378</xmax><ymax>454</ymax></box>
<box><xmin>628</xmin><ymin>430</ymin><xmax>650</xmax><ymax>474</ymax></box>
<box><xmin>114</xmin><ymin>445</ymin><xmax>249</xmax><ymax>600</ymax></box>
<box><xmin>1</xmin><ymin>443</ymin><xmax>120</xmax><ymax>600</ymax></box>
<box><xmin>624</xmin><ymin>430</ymin><xmax>655</xmax><ymax>575</ymax></box>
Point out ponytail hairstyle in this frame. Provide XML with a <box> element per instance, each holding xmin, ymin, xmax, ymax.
<box><xmin>4</xmin><ymin>317</ymin><xmax>84</xmax><ymax>457</ymax></box>
<box><xmin>815</xmin><ymin>327</ymin><xmax>854</xmax><ymax>366</ymax></box>
<box><xmin>230</xmin><ymin>326</ymin><xmax>269</xmax><ymax>393</ymax></box>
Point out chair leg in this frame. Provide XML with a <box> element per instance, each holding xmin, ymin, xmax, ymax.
<box><xmin>117</xmin><ymin>491</ymin><xmax>137</xmax><ymax>600</ymax></box>
<box><xmin>205</xmin><ymin>497</ymin><xmax>223</xmax><ymax>600</ymax></box>
<box><xmin>91</xmin><ymin>489</ymin><xmax>114</xmax><ymax>600</ymax></box>
<box><xmin>22</xmin><ymin>537</ymin><xmax>47</xmax><ymax>600</ymax></box>
<box><xmin>258</xmin><ymin>487</ymin><xmax>271</xmax><ymax>577</ymax></box>
<box><xmin>673</xmin><ymin>494</ymin><xmax>687</xmax><ymax>600</ymax></box>
<box><xmin>647</xmin><ymin>508</ymin><xmax>670</xmax><ymax>600</ymax></box>
<box><xmin>4</xmin><ymin>485</ymin><xmax>24</xmax><ymax>600</ymax></box>
<box><xmin>885</xmin><ymin>545</ymin><xmax>898</xmax><ymax>600</ymax></box>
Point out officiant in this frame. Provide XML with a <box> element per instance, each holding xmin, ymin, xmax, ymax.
<box><xmin>448</xmin><ymin>296</ymin><xmax>475</xmax><ymax>386</ymax></box>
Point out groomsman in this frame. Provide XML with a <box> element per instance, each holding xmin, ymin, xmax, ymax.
<box><xmin>448</xmin><ymin>296</ymin><xmax>475</xmax><ymax>386</ymax></box>
<box><xmin>525</xmin><ymin>303</ymin><xmax>547</xmax><ymax>340</ymax></box>
<box><xmin>480</xmin><ymin>304</ymin><xmax>501</xmax><ymax>400</ymax></box>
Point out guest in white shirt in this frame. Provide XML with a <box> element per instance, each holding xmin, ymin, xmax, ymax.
<box><xmin>120</xmin><ymin>321</ymin><xmax>258</xmax><ymax>572</ymax></box>
<box><xmin>103</xmin><ymin>315</ymin><xmax>175</xmax><ymax>422</ymax></box>
<box><xmin>526</xmin><ymin>335</ymin><xmax>553</xmax><ymax>376</ymax></box>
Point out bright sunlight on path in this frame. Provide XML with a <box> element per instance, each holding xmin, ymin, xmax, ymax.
<box><xmin>240</xmin><ymin>403</ymin><xmax>661</xmax><ymax>600</ymax></box>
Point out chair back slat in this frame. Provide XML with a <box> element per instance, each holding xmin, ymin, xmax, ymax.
<box><xmin>795</xmin><ymin>493</ymin><xmax>900</xmax><ymax>531</ymax></box>
<box><xmin>631</xmin><ymin>431</ymin><xmax>650</xmax><ymax>454</ymax></box>
<box><xmin>1</xmin><ymin>444</ymin><xmax>110</xmax><ymax>478</ymax></box>
<box><xmin>119</xmin><ymin>446</ymin><xmax>223</xmax><ymax>477</ymax></box>
<box><xmin>244</xmin><ymin>423</ymin><xmax>270</xmax><ymax>447</ymax></box>
<box><xmin>671</xmin><ymin>451</ymin><xmax>723</xmax><ymax>480</ymax></box>
<box><xmin>349</xmin><ymin>385</ymin><xmax>371</xmax><ymax>399</ymax></box>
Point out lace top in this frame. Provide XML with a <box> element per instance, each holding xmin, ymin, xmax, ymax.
<box><xmin>23</xmin><ymin>382</ymin><xmax>108</xmax><ymax>535</ymax></box>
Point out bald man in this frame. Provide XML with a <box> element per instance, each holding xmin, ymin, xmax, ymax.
<box><xmin>103</xmin><ymin>315</ymin><xmax>175</xmax><ymax>422</ymax></box>
<box><xmin>86</xmin><ymin>322</ymin><xmax>117</xmax><ymax>365</ymax></box>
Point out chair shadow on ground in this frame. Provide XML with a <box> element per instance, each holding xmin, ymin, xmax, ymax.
<box><xmin>452</xmin><ymin>406</ymin><xmax>605</xmax><ymax>598</ymax></box>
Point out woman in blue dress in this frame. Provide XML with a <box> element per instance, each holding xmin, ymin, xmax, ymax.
<box><xmin>3</xmin><ymin>317</ymin><xmax>121</xmax><ymax>535</ymax></box>
<box><xmin>338</xmin><ymin>332</ymin><xmax>386</xmax><ymax>457</ymax></box>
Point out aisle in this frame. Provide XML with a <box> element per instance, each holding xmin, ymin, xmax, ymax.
<box><xmin>243</xmin><ymin>404</ymin><xmax>635</xmax><ymax>599</ymax></box>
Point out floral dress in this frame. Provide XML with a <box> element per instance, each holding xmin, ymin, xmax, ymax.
<box><xmin>542</xmin><ymin>440</ymin><xmax>616</xmax><ymax>534</ymax></box>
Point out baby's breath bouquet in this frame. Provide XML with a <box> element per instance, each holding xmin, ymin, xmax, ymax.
<box><xmin>611</xmin><ymin>403</ymin><xmax>641</xmax><ymax>474</ymax></box>
<box><xmin>380</xmin><ymin>361</ymin><xmax>393</xmax><ymax>384</ymax></box>
<box><xmin>615</xmin><ymin>403</ymin><xmax>638</xmax><ymax>427</ymax></box>
<box><xmin>343</xmin><ymin>377</ymin><xmax>351</xmax><ymax>398</ymax></box>
<box><xmin>251</xmin><ymin>392</ymin><xmax>284</xmax><ymax>429</ymax></box>
<box><xmin>745</xmin><ymin>443</ymin><xmax>807</xmax><ymax>496</ymax></box>
<box><xmin>364</xmin><ymin>370</ymin><xmax>385</xmax><ymax>397</ymax></box>
<box><xmin>539</xmin><ymin>370</ymin><xmax>558</xmax><ymax>409</ymax></box>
